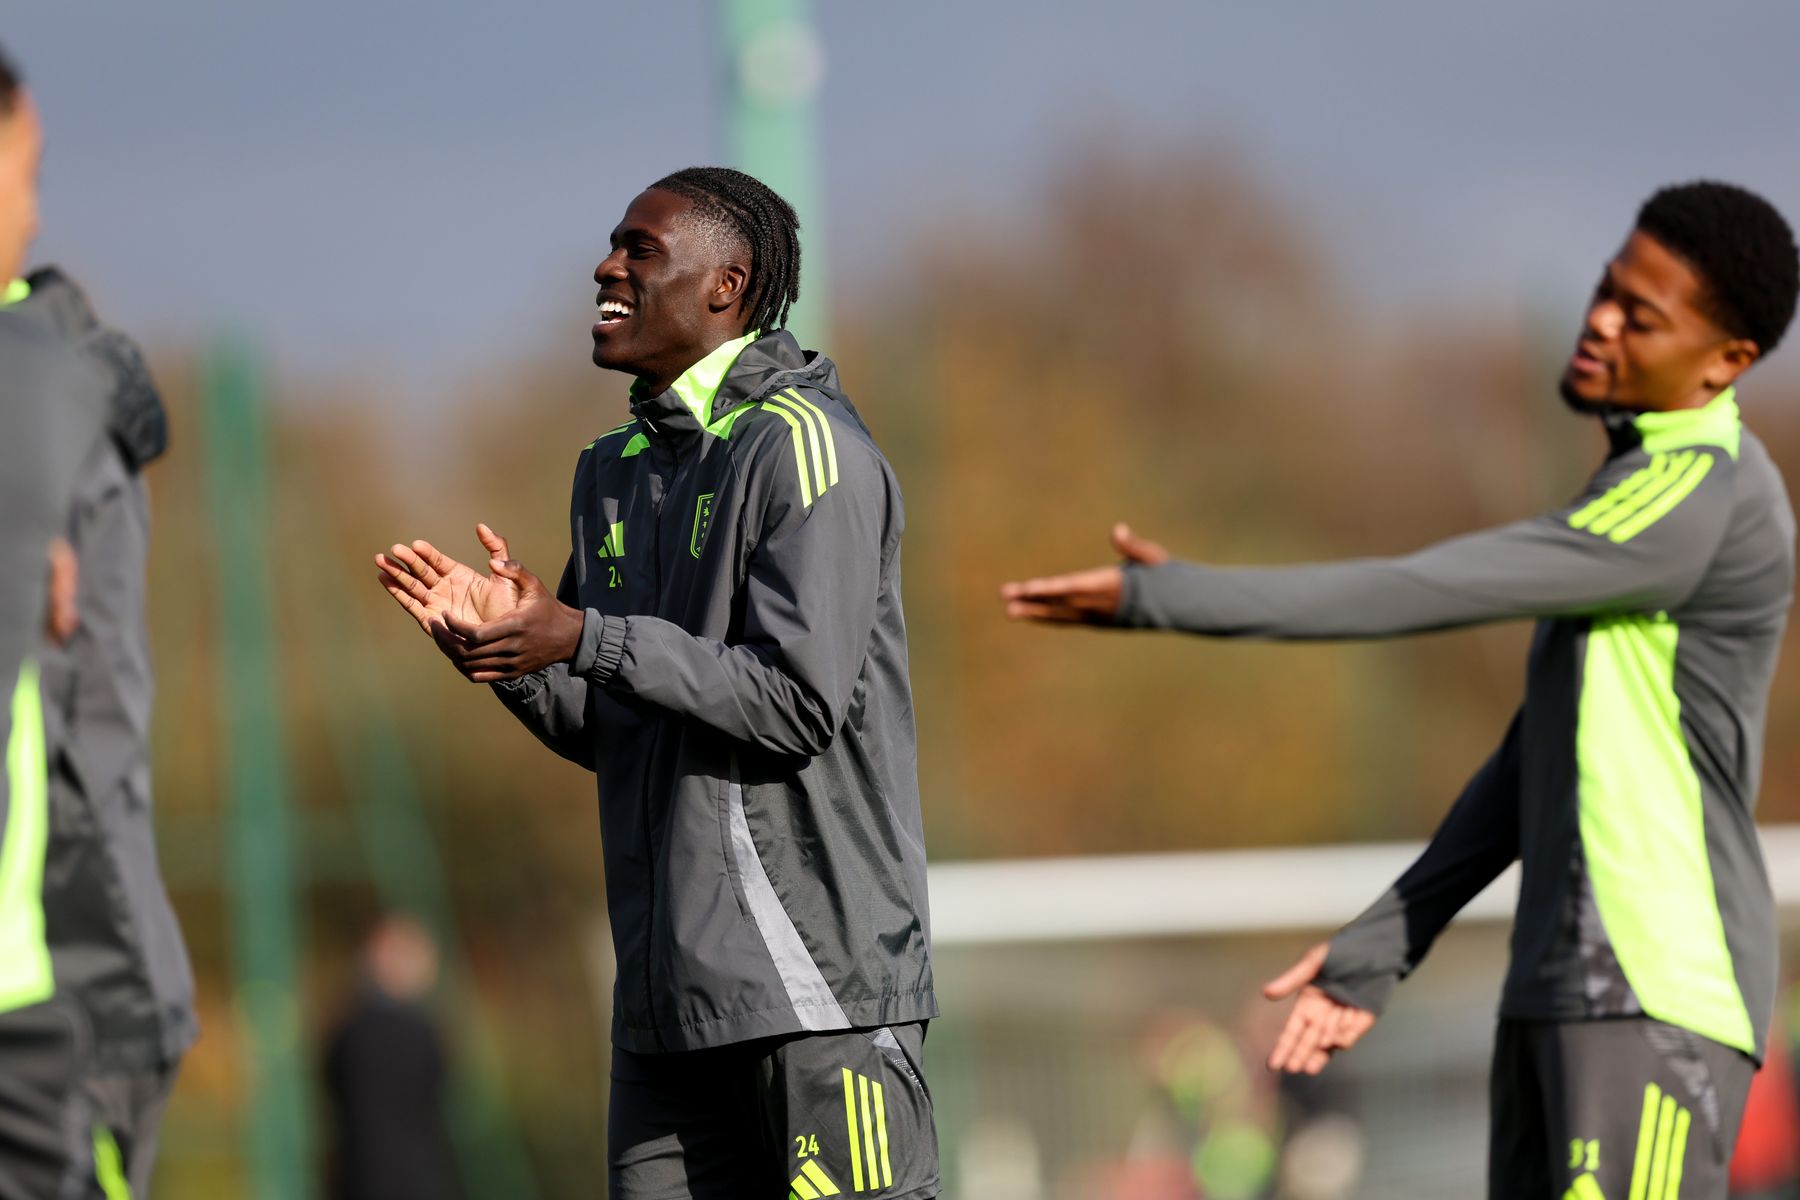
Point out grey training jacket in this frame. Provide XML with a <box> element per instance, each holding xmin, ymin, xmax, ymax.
<box><xmin>18</xmin><ymin>268</ymin><xmax>198</xmax><ymax>1069</ymax></box>
<box><xmin>0</xmin><ymin>302</ymin><xmax>107</xmax><ymax>1014</ymax></box>
<box><xmin>1120</xmin><ymin>389</ymin><xmax>1792</xmax><ymax>1060</ymax></box>
<box><xmin>494</xmin><ymin>330</ymin><xmax>937</xmax><ymax>1052</ymax></box>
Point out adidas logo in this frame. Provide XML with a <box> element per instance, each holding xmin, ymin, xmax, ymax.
<box><xmin>788</xmin><ymin>1158</ymin><xmax>841</xmax><ymax>1199</ymax></box>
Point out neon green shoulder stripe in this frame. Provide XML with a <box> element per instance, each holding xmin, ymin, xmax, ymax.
<box><xmin>707</xmin><ymin>402</ymin><xmax>761</xmax><ymax>440</ymax></box>
<box><xmin>1</xmin><ymin>278</ymin><xmax>30</xmax><ymax>307</ymax></box>
<box><xmin>715</xmin><ymin>389</ymin><xmax>842</xmax><ymax>507</ymax></box>
<box><xmin>1570</xmin><ymin>454</ymin><xmax>1681</xmax><ymax>531</ymax></box>
<box><xmin>1609</xmin><ymin>455</ymin><xmax>1714</xmax><ymax>544</ymax></box>
<box><xmin>585</xmin><ymin>421</ymin><xmax>644</xmax><ymax>455</ymax></box>
<box><xmin>762</xmin><ymin>388</ymin><xmax>840</xmax><ymax>506</ymax></box>
<box><xmin>0</xmin><ymin>660</ymin><xmax>54</xmax><ymax>1014</ymax></box>
<box><xmin>1568</xmin><ymin>449</ymin><xmax>1717</xmax><ymax>544</ymax></box>
<box><xmin>585</xmin><ymin>421</ymin><xmax>637</xmax><ymax>451</ymax></box>
<box><xmin>767</xmin><ymin>392</ymin><xmax>829</xmax><ymax>499</ymax></box>
<box><xmin>760</xmin><ymin>402</ymin><xmax>815</xmax><ymax>507</ymax></box>
<box><xmin>782</xmin><ymin>390</ymin><xmax>839</xmax><ymax>488</ymax></box>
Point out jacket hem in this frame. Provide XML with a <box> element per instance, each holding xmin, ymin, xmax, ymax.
<box><xmin>614</xmin><ymin>988</ymin><xmax>940</xmax><ymax>1054</ymax></box>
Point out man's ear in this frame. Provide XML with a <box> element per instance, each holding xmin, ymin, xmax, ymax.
<box><xmin>1706</xmin><ymin>336</ymin><xmax>1760</xmax><ymax>391</ymax></box>
<box><xmin>709</xmin><ymin>261</ymin><xmax>749</xmax><ymax>315</ymax></box>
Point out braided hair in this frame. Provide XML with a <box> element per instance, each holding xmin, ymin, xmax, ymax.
<box><xmin>651</xmin><ymin>166</ymin><xmax>802</xmax><ymax>333</ymax></box>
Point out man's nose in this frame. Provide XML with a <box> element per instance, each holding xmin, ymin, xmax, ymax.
<box><xmin>1584</xmin><ymin>299</ymin><xmax>1625</xmax><ymax>341</ymax></box>
<box><xmin>595</xmin><ymin>252</ymin><xmax>627</xmax><ymax>284</ymax></box>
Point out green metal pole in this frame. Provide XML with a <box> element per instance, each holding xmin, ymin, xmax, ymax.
<box><xmin>279</xmin><ymin>441</ymin><xmax>540</xmax><ymax>1197</ymax></box>
<box><xmin>721</xmin><ymin>0</ymin><xmax>829</xmax><ymax>346</ymax></box>
<box><xmin>200</xmin><ymin>340</ymin><xmax>311</xmax><ymax>1199</ymax></box>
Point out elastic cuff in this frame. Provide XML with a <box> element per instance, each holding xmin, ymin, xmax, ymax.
<box><xmin>491</xmin><ymin>670</ymin><xmax>544</xmax><ymax>696</ymax></box>
<box><xmin>1116</xmin><ymin>562</ymin><xmax>1149</xmax><ymax>627</ymax></box>
<box><xmin>1314</xmin><ymin>962</ymin><xmax>1398</xmax><ymax>1016</ymax></box>
<box><xmin>570</xmin><ymin>609</ymin><xmax>603</xmax><ymax>675</ymax></box>
<box><xmin>574</xmin><ymin>610</ymin><xmax>628</xmax><ymax>684</ymax></box>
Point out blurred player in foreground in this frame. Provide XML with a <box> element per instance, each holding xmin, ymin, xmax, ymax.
<box><xmin>377</xmin><ymin>167</ymin><xmax>939</xmax><ymax>1199</ymax></box>
<box><xmin>0</xmin><ymin>42</ymin><xmax>120</xmax><ymax>1198</ymax></box>
<box><xmin>1003</xmin><ymin>181</ymin><xmax>1799</xmax><ymax>1199</ymax></box>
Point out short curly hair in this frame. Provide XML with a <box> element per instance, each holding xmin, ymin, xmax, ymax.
<box><xmin>1637</xmin><ymin>181</ymin><xmax>1799</xmax><ymax>356</ymax></box>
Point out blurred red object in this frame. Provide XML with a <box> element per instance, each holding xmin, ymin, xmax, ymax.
<box><xmin>1729</xmin><ymin>1024</ymin><xmax>1800</xmax><ymax>1193</ymax></box>
<box><xmin>1089</xmin><ymin>1158</ymin><xmax>1202</xmax><ymax>1200</ymax></box>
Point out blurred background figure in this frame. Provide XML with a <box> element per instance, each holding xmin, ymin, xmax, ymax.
<box><xmin>323</xmin><ymin>915</ymin><xmax>459</xmax><ymax>1200</ymax></box>
<box><xmin>1728</xmin><ymin>1003</ymin><xmax>1800</xmax><ymax>1200</ymax></box>
<box><xmin>1089</xmin><ymin>1009</ymin><xmax>1283</xmax><ymax>1200</ymax></box>
<box><xmin>1273</xmin><ymin>1081</ymin><xmax>1364</xmax><ymax>1200</ymax></box>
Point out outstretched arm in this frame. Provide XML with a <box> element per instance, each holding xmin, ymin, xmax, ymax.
<box><xmin>1001</xmin><ymin>524</ymin><xmax>1169</xmax><ymax>623</ymax></box>
<box><xmin>1316</xmin><ymin>711</ymin><xmax>1523</xmax><ymax>1009</ymax></box>
<box><xmin>1005</xmin><ymin>448</ymin><xmax>1736</xmax><ymax>639</ymax></box>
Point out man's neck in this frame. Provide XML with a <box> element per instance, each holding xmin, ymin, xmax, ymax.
<box><xmin>1642</xmin><ymin>383</ymin><xmax>1732</xmax><ymax>414</ymax></box>
<box><xmin>634</xmin><ymin>330</ymin><xmax>751</xmax><ymax>398</ymax></box>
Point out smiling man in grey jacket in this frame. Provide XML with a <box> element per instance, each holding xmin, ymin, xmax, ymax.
<box><xmin>379</xmin><ymin>167</ymin><xmax>938</xmax><ymax>1200</ymax></box>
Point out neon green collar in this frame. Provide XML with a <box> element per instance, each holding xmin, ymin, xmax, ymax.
<box><xmin>636</xmin><ymin>330</ymin><xmax>761</xmax><ymax>426</ymax></box>
<box><xmin>1</xmin><ymin>278</ymin><xmax>30</xmax><ymax>307</ymax></box>
<box><xmin>1635</xmin><ymin>387</ymin><xmax>1741</xmax><ymax>459</ymax></box>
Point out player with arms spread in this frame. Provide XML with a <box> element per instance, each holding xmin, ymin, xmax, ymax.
<box><xmin>1003</xmin><ymin>182</ymin><xmax>1799</xmax><ymax>1200</ymax></box>
<box><xmin>377</xmin><ymin>168</ymin><xmax>939</xmax><ymax>1200</ymax></box>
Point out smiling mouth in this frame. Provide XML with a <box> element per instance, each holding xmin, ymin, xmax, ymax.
<box><xmin>596</xmin><ymin>298</ymin><xmax>635</xmax><ymax>327</ymax></box>
<box><xmin>1569</xmin><ymin>347</ymin><xmax>1607</xmax><ymax>376</ymax></box>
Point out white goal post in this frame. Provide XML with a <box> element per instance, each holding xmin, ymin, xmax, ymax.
<box><xmin>927</xmin><ymin>824</ymin><xmax>1800</xmax><ymax>945</ymax></box>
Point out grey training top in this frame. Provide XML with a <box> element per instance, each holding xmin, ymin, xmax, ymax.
<box><xmin>1120</xmin><ymin>389</ymin><xmax>1793</xmax><ymax>1060</ymax></box>
<box><xmin>0</xmin><ymin>305</ymin><xmax>107</xmax><ymax>1013</ymax></box>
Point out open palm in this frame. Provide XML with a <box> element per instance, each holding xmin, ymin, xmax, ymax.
<box><xmin>376</xmin><ymin>523</ymin><xmax>524</xmax><ymax>635</ymax></box>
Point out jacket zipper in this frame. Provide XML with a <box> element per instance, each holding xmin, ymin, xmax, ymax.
<box><xmin>640</xmin><ymin>422</ymin><xmax>688</xmax><ymax>1051</ymax></box>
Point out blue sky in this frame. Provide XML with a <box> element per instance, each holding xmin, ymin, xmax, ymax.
<box><xmin>10</xmin><ymin>2</ymin><xmax>1800</xmax><ymax>396</ymax></box>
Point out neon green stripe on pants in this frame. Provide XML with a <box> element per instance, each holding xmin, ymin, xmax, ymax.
<box><xmin>94</xmin><ymin>1127</ymin><xmax>131</xmax><ymax>1200</ymax></box>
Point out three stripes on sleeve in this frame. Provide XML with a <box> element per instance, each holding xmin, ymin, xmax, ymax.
<box><xmin>1569</xmin><ymin>451</ymin><xmax>1715</xmax><ymax>545</ymax></box>
<box><xmin>761</xmin><ymin>389</ymin><xmax>840</xmax><ymax>509</ymax></box>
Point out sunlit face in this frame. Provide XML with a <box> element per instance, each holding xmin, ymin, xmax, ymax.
<box><xmin>1560</xmin><ymin>229</ymin><xmax>1758</xmax><ymax>413</ymax></box>
<box><xmin>0</xmin><ymin>93</ymin><xmax>43</xmax><ymax>286</ymax></box>
<box><xmin>590</xmin><ymin>187</ymin><xmax>748</xmax><ymax>388</ymax></box>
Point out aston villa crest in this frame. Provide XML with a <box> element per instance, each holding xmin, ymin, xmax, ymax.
<box><xmin>690</xmin><ymin>492</ymin><xmax>716</xmax><ymax>559</ymax></box>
